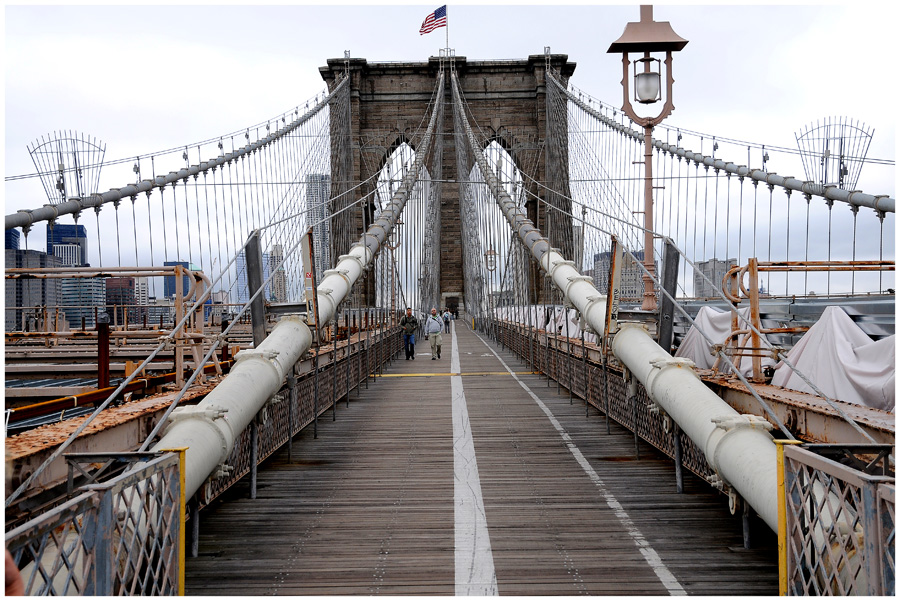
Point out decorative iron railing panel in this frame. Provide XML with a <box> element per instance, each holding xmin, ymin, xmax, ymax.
<box><xmin>878</xmin><ymin>483</ymin><xmax>896</xmax><ymax>595</ymax></box>
<box><xmin>5</xmin><ymin>452</ymin><xmax>183</xmax><ymax>596</ymax></box>
<box><xmin>783</xmin><ymin>445</ymin><xmax>895</xmax><ymax>596</ymax></box>
<box><xmin>493</xmin><ymin>320</ymin><xmax>715</xmax><ymax>481</ymax></box>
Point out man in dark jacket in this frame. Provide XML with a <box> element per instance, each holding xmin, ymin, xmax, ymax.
<box><xmin>400</xmin><ymin>307</ymin><xmax>419</xmax><ymax>360</ymax></box>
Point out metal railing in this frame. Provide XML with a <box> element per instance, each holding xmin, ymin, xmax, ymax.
<box><xmin>199</xmin><ymin>324</ymin><xmax>402</xmax><ymax>506</ymax></box>
<box><xmin>5</xmin><ymin>451</ymin><xmax>185</xmax><ymax>595</ymax></box>
<box><xmin>5</xmin><ymin>321</ymin><xmax>402</xmax><ymax>596</ymax></box>
<box><xmin>721</xmin><ymin>259</ymin><xmax>895</xmax><ymax>382</ymax></box>
<box><xmin>491</xmin><ymin>318</ymin><xmax>715</xmax><ymax>483</ymax></box>
<box><xmin>490</xmin><ymin>316</ymin><xmax>897</xmax><ymax>562</ymax></box>
<box><xmin>778</xmin><ymin>443</ymin><xmax>895</xmax><ymax>595</ymax></box>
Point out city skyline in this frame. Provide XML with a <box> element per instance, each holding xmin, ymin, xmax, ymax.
<box><xmin>6</xmin><ymin>6</ymin><xmax>894</xmax><ymax>236</ymax></box>
<box><xmin>3</xmin><ymin>5</ymin><xmax>894</xmax><ymax>308</ymax></box>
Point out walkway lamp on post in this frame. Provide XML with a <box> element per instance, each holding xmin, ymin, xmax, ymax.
<box><xmin>608</xmin><ymin>5</ymin><xmax>687</xmax><ymax>311</ymax></box>
<box><xmin>485</xmin><ymin>246</ymin><xmax>497</xmax><ymax>316</ymax></box>
<box><xmin>485</xmin><ymin>247</ymin><xmax>497</xmax><ymax>272</ymax></box>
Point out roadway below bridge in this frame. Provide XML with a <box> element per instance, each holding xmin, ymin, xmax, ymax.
<box><xmin>186</xmin><ymin>319</ymin><xmax>777</xmax><ymax>595</ymax></box>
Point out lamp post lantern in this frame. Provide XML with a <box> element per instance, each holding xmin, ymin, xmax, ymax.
<box><xmin>484</xmin><ymin>247</ymin><xmax>497</xmax><ymax>273</ymax></box>
<box><xmin>608</xmin><ymin>5</ymin><xmax>688</xmax><ymax>311</ymax></box>
<box><xmin>485</xmin><ymin>246</ymin><xmax>497</xmax><ymax>315</ymax></box>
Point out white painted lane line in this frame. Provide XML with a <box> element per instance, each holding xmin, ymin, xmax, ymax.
<box><xmin>472</xmin><ymin>329</ymin><xmax>687</xmax><ymax>596</ymax></box>
<box><xmin>451</xmin><ymin>320</ymin><xmax>498</xmax><ymax>595</ymax></box>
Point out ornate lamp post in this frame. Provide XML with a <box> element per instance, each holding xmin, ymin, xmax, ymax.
<box><xmin>608</xmin><ymin>5</ymin><xmax>687</xmax><ymax>311</ymax></box>
<box><xmin>385</xmin><ymin>219</ymin><xmax>402</xmax><ymax>319</ymax></box>
<box><xmin>484</xmin><ymin>247</ymin><xmax>497</xmax><ymax>272</ymax></box>
<box><xmin>485</xmin><ymin>246</ymin><xmax>497</xmax><ymax>313</ymax></box>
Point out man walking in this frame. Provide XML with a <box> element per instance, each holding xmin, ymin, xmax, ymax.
<box><xmin>400</xmin><ymin>307</ymin><xmax>419</xmax><ymax>360</ymax></box>
<box><xmin>442</xmin><ymin>308</ymin><xmax>451</xmax><ymax>333</ymax></box>
<box><xmin>424</xmin><ymin>307</ymin><xmax>444</xmax><ymax>360</ymax></box>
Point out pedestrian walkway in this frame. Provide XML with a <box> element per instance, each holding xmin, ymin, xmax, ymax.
<box><xmin>186</xmin><ymin>319</ymin><xmax>777</xmax><ymax>595</ymax></box>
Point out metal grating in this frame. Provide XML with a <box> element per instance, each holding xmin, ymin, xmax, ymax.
<box><xmin>784</xmin><ymin>445</ymin><xmax>895</xmax><ymax>595</ymax></box>
<box><xmin>5</xmin><ymin>494</ymin><xmax>96</xmax><ymax>595</ymax></box>
<box><xmin>878</xmin><ymin>484</ymin><xmax>895</xmax><ymax>596</ymax></box>
<box><xmin>5</xmin><ymin>452</ymin><xmax>182</xmax><ymax>596</ymax></box>
<box><xmin>102</xmin><ymin>460</ymin><xmax>182</xmax><ymax>594</ymax></box>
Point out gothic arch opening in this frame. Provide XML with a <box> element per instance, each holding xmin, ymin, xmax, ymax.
<box><xmin>373</xmin><ymin>142</ymin><xmax>434</xmax><ymax>313</ymax></box>
<box><xmin>463</xmin><ymin>140</ymin><xmax>527</xmax><ymax>314</ymax></box>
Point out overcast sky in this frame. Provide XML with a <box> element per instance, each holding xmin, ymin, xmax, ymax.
<box><xmin>5</xmin><ymin>2</ymin><xmax>896</xmax><ymax>240</ymax></box>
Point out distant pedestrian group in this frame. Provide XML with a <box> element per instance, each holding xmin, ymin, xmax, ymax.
<box><xmin>400</xmin><ymin>306</ymin><xmax>455</xmax><ymax>362</ymax></box>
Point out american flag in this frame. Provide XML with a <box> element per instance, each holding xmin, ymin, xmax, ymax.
<box><xmin>419</xmin><ymin>5</ymin><xmax>447</xmax><ymax>35</ymax></box>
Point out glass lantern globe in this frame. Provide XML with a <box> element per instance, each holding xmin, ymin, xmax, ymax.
<box><xmin>635</xmin><ymin>68</ymin><xmax>661</xmax><ymax>104</ymax></box>
<box><xmin>485</xmin><ymin>248</ymin><xmax>497</xmax><ymax>272</ymax></box>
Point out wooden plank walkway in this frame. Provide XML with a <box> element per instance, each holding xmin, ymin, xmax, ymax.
<box><xmin>186</xmin><ymin>320</ymin><xmax>778</xmax><ymax>595</ymax></box>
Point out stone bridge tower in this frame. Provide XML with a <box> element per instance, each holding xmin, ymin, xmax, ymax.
<box><xmin>320</xmin><ymin>53</ymin><xmax>576</xmax><ymax>311</ymax></box>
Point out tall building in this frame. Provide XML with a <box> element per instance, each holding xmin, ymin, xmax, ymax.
<box><xmin>694</xmin><ymin>257</ymin><xmax>737</xmax><ymax>298</ymax></box>
<box><xmin>5</xmin><ymin>249</ymin><xmax>62</xmax><ymax>331</ymax></box>
<box><xmin>146</xmin><ymin>296</ymin><xmax>174</xmax><ymax>327</ymax></box>
<box><xmin>60</xmin><ymin>277</ymin><xmax>106</xmax><ymax>329</ymax></box>
<box><xmin>163</xmin><ymin>261</ymin><xmax>200</xmax><ymax>299</ymax></box>
<box><xmin>206</xmin><ymin>290</ymin><xmax>231</xmax><ymax>323</ymax></box>
<box><xmin>572</xmin><ymin>225</ymin><xmax>584</xmax><ymax>272</ymax></box>
<box><xmin>269</xmin><ymin>244</ymin><xmax>287</xmax><ymax>303</ymax></box>
<box><xmin>44</xmin><ymin>225</ymin><xmax>103</xmax><ymax>327</ymax></box>
<box><xmin>132</xmin><ymin>277</ymin><xmax>149</xmax><ymax>325</ymax></box>
<box><xmin>53</xmin><ymin>243</ymin><xmax>82</xmax><ymax>267</ymax></box>
<box><xmin>592</xmin><ymin>250</ymin><xmax>650</xmax><ymax>300</ymax></box>
<box><xmin>134</xmin><ymin>277</ymin><xmax>149</xmax><ymax>306</ymax></box>
<box><xmin>307</xmin><ymin>174</ymin><xmax>331</xmax><ymax>282</ymax></box>
<box><xmin>106</xmin><ymin>277</ymin><xmax>136</xmax><ymax>325</ymax></box>
<box><xmin>46</xmin><ymin>223</ymin><xmax>88</xmax><ymax>266</ymax></box>
<box><xmin>235</xmin><ymin>251</ymin><xmax>272</xmax><ymax>305</ymax></box>
<box><xmin>592</xmin><ymin>251</ymin><xmax>612</xmax><ymax>293</ymax></box>
<box><xmin>6</xmin><ymin>229</ymin><xmax>20</xmax><ymax>250</ymax></box>
<box><xmin>235</xmin><ymin>252</ymin><xmax>249</xmax><ymax>305</ymax></box>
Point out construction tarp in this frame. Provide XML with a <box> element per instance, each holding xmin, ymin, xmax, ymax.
<box><xmin>674</xmin><ymin>306</ymin><xmax>775</xmax><ymax>377</ymax></box>
<box><xmin>771</xmin><ymin>305</ymin><xmax>895</xmax><ymax>413</ymax></box>
<box><xmin>492</xmin><ymin>305</ymin><xmax>599</xmax><ymax>345</ymax></box>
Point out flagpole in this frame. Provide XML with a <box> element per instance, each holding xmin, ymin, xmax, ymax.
<box><xmin>445</xmin><ymin>6</ymin><xmax>449</xmax><ymax>52</ymax></box>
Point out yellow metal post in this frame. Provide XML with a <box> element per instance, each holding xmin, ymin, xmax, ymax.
<box><xmin>161</xmin><ymin>447</ymin><xmax>188</xmax><ymax>595</ymax></box>
<box><xmin>775</xmin><ymin>440</ymin><xmax>803</xmax><ymax>596</ymax></box>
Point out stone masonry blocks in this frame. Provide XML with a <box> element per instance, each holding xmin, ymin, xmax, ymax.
<box><xmin>321</xmin><ymin>54</ymin><xmax>576</xmax><ymax>308</ymax></box>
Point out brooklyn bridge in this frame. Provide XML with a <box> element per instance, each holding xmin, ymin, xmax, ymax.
<box><xmin>4</xmin><ymin>5</ymin><xmax>894</xmax><ymax>596</ymax></box>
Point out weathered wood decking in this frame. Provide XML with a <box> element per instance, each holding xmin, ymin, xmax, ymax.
<box><xmin>186</xmin><ymin>321</ymin><xmax>777</xmax><ymax>595</ymax></box>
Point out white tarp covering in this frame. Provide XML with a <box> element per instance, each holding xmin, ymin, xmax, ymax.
<box><xmin>492</xmin><ymin>305</ymin><xmax>599</xmax><ymax>345</ymax></box>
<box><xmin>674</xmin><ymin>306</ymin><xmax>775</xmax><ymax>377</ymax></box>
<box><xmin>771</xmin><ymin>306</ymin><xmax>895</xmax><ymax>413</ymax></box>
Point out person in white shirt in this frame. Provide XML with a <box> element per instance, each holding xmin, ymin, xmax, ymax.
<box><xmin>424</xmin><ymin>307</ymin><xmax>444</xmax><ymax>360</ymax></box>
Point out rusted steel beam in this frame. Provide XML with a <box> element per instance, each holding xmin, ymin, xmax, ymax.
<box><xmin>7</xmin><ymin>359</ymin><xmax>234</xmax><ymax>423</ymax></box>
<box><xmin>97</xmin><ymin>319</ymin><xmax>110</xmax><ymax>390</ymax></box>
<box><xmin>6</xmin><ymin>329</ymin><xmax>211</xmax><ymax>340</ymax></box>
<box><xmin>753</xmin><ymin>260</ymin><xmax>894</xmax><ymax>272</ymax></box>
